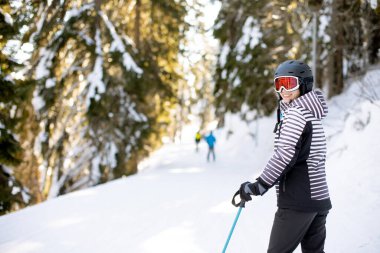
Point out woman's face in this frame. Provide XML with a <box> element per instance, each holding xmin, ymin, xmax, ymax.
<box><xmin>280</xmin><ymin>89</ymin><xmax>300</xmax><ymax>103</ymax></box>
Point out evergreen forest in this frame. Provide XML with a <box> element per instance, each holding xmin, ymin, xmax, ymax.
<box><xmin>1</xmin><ymin>0</ymin><xmax>379</xmax><ymax>215</ymax></box>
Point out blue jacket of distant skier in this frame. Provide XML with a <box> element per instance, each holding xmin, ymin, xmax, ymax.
<box><xmin>204</xmin><ymin>134</ymin><xmax>216</xmax><ymax>148</ymax></box>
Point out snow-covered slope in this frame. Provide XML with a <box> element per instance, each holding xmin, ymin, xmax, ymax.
<box><xmin>0</xmin><ymin>67</ymin><xmax>379</xmax><ymax>253</ymax></box>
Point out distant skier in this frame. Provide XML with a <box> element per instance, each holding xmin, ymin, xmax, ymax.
<box><xmin>234</xmin><ymin>60</ymin><xmax>332</xmax><ymax>252</ymax></box>
<box><xmin>204</xmin><ymin>131</ymin><xmax>216</xmax><ymax>161</ymax></box>
<box><xmin>195</xmin><ymin>131</ymin><xmax>202</xmax><ymax>152</ymax></box>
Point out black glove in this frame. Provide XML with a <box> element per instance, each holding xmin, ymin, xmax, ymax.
<box><xmin>239</xmin><ymin>181</ymin><xmax>268</xmax><ymax>201</ymax></box>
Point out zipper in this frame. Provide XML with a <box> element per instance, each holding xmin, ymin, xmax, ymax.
<box><xmin>282</xmin><ymin>175</ymin><xmax>286</xmax><ymax>192</ymax></box>
<box><xmin>278</xmin><ymin>121</ymin><xmax>283</xmax><ymax>138</ymax></box>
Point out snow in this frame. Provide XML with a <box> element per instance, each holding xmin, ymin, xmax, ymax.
<box><xmin>9</xmin><ymin>1</ymin><xmax>22</xmax><ymax>10</ymax></box>
<box><xmin>31</xmin><ymin>89</ymin><xmax>45</xmax><ymax>112</ymax></box>
<box><xmin>219</xmin><ymin>43</ymin><xmax>230</xmax><ymax>67</ymax></box>
<box><xmin>319</xmin><ymin>14</ymin><xmax>331</xmax><ymax>44</ymax></box>
<box><xmin>235</xmin><ymin>17</ymin><xmax>262</xmax><ymax>55</ymax></box>
<box><xmin>104</xmin><ymin>142</ymin><xmax>118</xmax><ymax>168</ymax></box>
<box><xmin>91</xmin><ymin>156</ymin><xmax>101</xmax><ymax>182</ymax></box>
<box><xmin>78</xmin><ymin>31</ymin><xmax>94</xmax><ymax>46</ymax></box>
<box><xmin>87</xmin><ymin>29</ymin><xmax>105</xmax><ymax>106</ymax></box>
<box><xmin>2</xmin><ymin>40</ymin><xmax>33</xmax><ymax>64</ymax></box>
<box><xmin>0</xmin><ymin>8</ymin><xmax>13</xmax><ymax>26</ymax></box>
<box><xmin>36</xmin><ymin>48</ymin><xmax>54</xmax><ymax>79</ymax></box>
<box><xmin>11</xmin><ymin>187</ymin><xmax>20</xmax><ymax>195</ymax></box>
<box><xmin>370</xmin><ymin>0</ymin><xmax>377</xmax><ymax>9</ymax></box>
<box><xmin>232</xmin><ymin>76</ymin><xmax>241</xmax><ymax>87</ymax></box>
<box><xmin>4</xmin><ymin>12</ymin><xmax>13</xmax><ymax>26</ymax></box>
<box><xmin>63</xmin><ymin>3</ymin><xmax>94</xmax><ymax>23</ymax></box>
<box><xmin>1</xmin><ymin>67</ymin><xmax>380</xmax><ymax>252</ymax></box>
<box><xmin>127</xmin><ymin>102</ymin><xmax>148</xmax><ymax>122</ymax></box>
<box><xmin>29</xmin><ymin>5</ymin><xmax>47</xmax><ymax>44</ymax></box>
<box><xmin>99</xmin><ymin>11</ymin><xmax>143</xmax><ymax>75</ymax></box>
<box><xmin>45</xmin><ymin>78</ymin><xmax>55</xmax><ymax>88</ymax></box>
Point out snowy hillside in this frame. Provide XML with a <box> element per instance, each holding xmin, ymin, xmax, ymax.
<box><xmin>0</xmin><ymin>67</ymin><xmax>380</xmax><ymax>253</ymax></box>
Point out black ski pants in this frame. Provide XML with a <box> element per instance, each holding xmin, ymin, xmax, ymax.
<box><xmin>267</xmin><ymin>208</ymin><xmax>329</xmax><ymax>253</ymax></box>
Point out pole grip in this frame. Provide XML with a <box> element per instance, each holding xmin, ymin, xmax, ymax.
<box><xmin>231</xmin><ymin>190</ymin><xmax>245</xmax><ymax>208</ymax></box>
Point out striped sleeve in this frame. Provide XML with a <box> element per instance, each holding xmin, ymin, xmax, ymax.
<box><xmin>259</xmin><ymin>108</ymin><xmax>306</xmax><ymax>187</ymax></box>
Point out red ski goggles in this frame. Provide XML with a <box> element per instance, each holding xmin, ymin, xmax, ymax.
<box><xmin>274</xmin><ymin>76</ymin><xmax>300</xmax><ymax>93</ymax></box>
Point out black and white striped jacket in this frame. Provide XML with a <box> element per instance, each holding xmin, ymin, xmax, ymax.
<box><xmin>258</xmin><ymin>90</ymin><xmax>332</xmax><ymax>212</ymax></box>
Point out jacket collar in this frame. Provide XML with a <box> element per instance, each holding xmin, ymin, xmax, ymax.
<box><xmin>280</xmin><ymin>89</ymin><xmax>328</xmax><ymax>119</ymax></box>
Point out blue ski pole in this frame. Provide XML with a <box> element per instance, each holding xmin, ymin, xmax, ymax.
<box><xmin>222</xmin><ymin>191</ymin><xmax>245</xmax><ymax>253</ymax></box>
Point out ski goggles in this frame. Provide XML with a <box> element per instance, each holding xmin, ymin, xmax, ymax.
<box><xmin>274</xmin><ymin>76</ymin><xmax>300</xmax><ymax>93</ymax></box>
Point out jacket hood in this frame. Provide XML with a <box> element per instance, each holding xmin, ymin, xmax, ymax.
<box><xmin>280</xmin><ymin>89</ymin><xmax>328</xmax><ymax>119</ymax></box>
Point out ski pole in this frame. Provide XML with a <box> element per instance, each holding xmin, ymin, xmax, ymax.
<box><xmin>221</xmin><ymin>191</ymin><xmax>245</xmax><ymax>253</ymax></box>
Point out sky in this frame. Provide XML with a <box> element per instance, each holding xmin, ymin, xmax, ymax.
<box><xmin>0</xmin><ymin>65</ymin><xmax>379</xmax><ymax>253</ymax></box>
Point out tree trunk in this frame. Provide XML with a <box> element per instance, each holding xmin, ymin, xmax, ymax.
<box><xmin>135</xmin><ymin>0</ymin><xmax>141</xmax><ymax>50</ymax></box>
<box><xmin>366</xmin><ymin>4</ymin><xmax>380</xmax><ymax>65</ymax></box>
<box><xmin>312</xmin><ymin>11</ymin><xmax>318</xmax><ymax>86</ymax></box>
<box><xmin>328</xmin><ymin>0</ymin><xmax>344</xmax><ymax>97</ymax></box>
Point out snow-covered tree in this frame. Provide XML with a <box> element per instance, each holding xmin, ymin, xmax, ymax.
<box><xmin>213</xmin><ymin>1</ymin><xmax>312</xmax><ymax>120</ymax></box>
<box><xmin>213</xmin><ymin>0</ymin><xmax>380</xmax><ymax>122</ymax></box>
<box><xmin>0</xmin><ymin>0</ymin><xmax>34</xmax><ymax>214</ymax></box>
<box><xmin>14</xmin><ymin>0</ymin><xmax>189</xmax><ymax>200</ymax></box>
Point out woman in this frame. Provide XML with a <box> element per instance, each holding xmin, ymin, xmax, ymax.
<box><xmin>236</xmin><ymin>60</ymin><xmax>332</xmax><ymax>252</ymax></box>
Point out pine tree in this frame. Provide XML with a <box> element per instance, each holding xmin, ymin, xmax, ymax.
<box><xmin>18</xmin><ymin>0</ymin><xmax>189</xmax><ymax>199</ymax></box>
<box><xmin>321</xmin><ymin>0</ymin><xmax>380</xmax><ymax>97</ymax></box>
<box><xmin>213</xmin><ymin>0</ymin><xmax>312</xmax><ymax>121</ymax></box>
<box><xmin>367</xmin><ymin>4</ymin><xmax>380</xmax><ymax>64</ymax></box>
<box><xmin>0</xmin><ymin>0</ymin><xmax>34</xmax><ymax>214</ymax></box>
<box><xmin>213</xmin><ymin>0</ymin><xmax>380</xmax><ymax>118</ymax></box>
